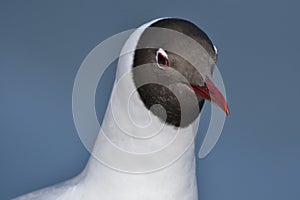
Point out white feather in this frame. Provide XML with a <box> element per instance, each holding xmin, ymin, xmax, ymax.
<box><xmin>14</xmin><ymin>18</ymin><xmax>199</xmax><ymax>200</ymax></box>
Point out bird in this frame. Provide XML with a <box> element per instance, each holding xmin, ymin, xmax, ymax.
<box><xmin>14</xmin><ymin>17</ymin><xmax>229</xmax><ymax>200</ymax></box>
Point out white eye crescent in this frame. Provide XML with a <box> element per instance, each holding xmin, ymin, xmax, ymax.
<box><xmin>156</xmin><ymin>48</ymin><xmax>169</xmax><ymax>69</ymax></box>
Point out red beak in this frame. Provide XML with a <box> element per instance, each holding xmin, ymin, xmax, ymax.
<box><xmin>191</xmin><ymin>78</ymin><xmax>230</xmax><ymax>116</ymax></box>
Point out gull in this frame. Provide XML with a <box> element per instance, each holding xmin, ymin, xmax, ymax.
<box><xmin>14</xmin><ymin>17</ymin><xmax>229</xmax><ymax>200</ymax></box>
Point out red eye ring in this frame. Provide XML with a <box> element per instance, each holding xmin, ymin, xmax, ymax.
<box><xmin>157</xmin><ymin>53</ymin><xmax>169</xmax><ymax>67</ymax></box>
<box><xmin>156</xmin><ymin>48</ymin><xmax>169</xmax><ymax>68</ymax></box>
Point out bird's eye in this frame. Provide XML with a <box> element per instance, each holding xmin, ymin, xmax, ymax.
<box><xmin>156</xmin><ymin>48</ymin><xmax>169</xmax><ymax>68</ymax></box>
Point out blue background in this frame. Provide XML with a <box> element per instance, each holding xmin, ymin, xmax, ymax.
<box><xmin>1</xmin><ymin>0</ymin><xmax>299</xmax><ymax>199</ymax></box>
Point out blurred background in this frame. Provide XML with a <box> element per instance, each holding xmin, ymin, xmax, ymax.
<box><xmin>1</xmin><ymin>0</ymin><xmax>299</xmax><ymax>199</ymax></box>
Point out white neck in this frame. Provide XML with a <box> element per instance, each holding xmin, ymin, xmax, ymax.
<box><xmin>82</xmin><ymin>112</ymin><xmax>199</xmax><ymax>199</ymax></box>
<box><xmin>82</xmin><ymin>142</ymin><xmax>198</xmax><ymax>200</ymax></box>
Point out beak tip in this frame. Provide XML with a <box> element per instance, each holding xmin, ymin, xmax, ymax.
<box><xmin>225</xmin><ymin>106</ymin><xmax>230</xmax><ymax>116</ymax></box>
<box><xmin>226</xmin><ymin>109</ymin><xmax>230</xmax><ymax>116</ymax></box>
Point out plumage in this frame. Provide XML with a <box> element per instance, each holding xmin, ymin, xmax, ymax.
<box><xmin>14</xmin><ymin>17</ymin><xmax>228</xmax><ymax>200</ymax></box>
